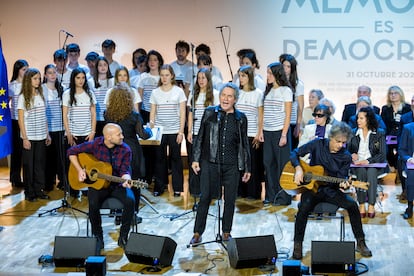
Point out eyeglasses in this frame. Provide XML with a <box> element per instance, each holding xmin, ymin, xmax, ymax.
<box><xmin>312</xmin><ymin>113</ymin><xmax>326</xmax><ymax>118</ymax></box>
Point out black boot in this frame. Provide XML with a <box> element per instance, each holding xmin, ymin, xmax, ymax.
<box><xmin>292</xmin><ymin>241</ymin><xmax>303</xmax><ymax>259</ymax></box>
<box><xmin>356</xmin><ymin>238</ymin><xmax>372</xmax><ymax>257</ymax></box>
<box><xmin>403</xmin><ymin>202</ymin><xmax>413</xmax><ymax>219</ymax></box>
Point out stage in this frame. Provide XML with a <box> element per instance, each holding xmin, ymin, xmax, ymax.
<box><xmin>0</xmin><ymin>167</ymin><xmax>413</xmax><ymax>275</ymax></box>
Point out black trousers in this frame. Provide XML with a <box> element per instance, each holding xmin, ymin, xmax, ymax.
<box><xmin>294</xmin><ymin>190</ymin><xmax>365</xmax><ymax>242</ymax></box>
<box><xmin>88</xmin><ymin>186</ymin><xmax>135</xmax><ymax>239</ymax></box>
<box><xmin>194</xmin><ymin>161</ymin><xmax>240</xmax><ymax>235</ymax></box>
<box><xmin>153</xmin><ymin>134</ymin><xmax>183</xmax><ymax>194</ymax></box>
<box><xmin>22</xmin><ymin>139</ymin><xmax>46</xmax><ymax>198</ymax></box>
<box><xmin>10</xmin><ymin>119</ymin><xmax>23</xmax><ymax>184</ymax></box>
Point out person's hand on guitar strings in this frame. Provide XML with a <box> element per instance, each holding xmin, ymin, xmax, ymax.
<box><xmin>339</xmin><ymin>177</ymin><xmax>352</xmax><ymax>190</ymax></box>
<box><xmin>121</xmin><ymin>174</ymin><xmax>132</xmax><ymax>189</ymax></box>
<box><xmin>294</xmin><ymin>166</ymin><xmax>304</xmax><ymax>184</ymax></box>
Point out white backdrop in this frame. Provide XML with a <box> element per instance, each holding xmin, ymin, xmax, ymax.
<box><xmin>1</xmin><ymin>0</ymin><xmax>413</xmax><ymax>117</ymax></box>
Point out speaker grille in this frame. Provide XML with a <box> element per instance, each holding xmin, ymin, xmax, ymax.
<box><xmin>53</xmin><ymin>236</ymin><xmax>98</xmax><ymax>267</ymax></box>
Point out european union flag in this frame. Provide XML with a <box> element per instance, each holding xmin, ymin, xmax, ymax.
<box><xmin>0</xmin><ymin>37</ymin><xmax>12</xmax><ymax>158</ymax></box>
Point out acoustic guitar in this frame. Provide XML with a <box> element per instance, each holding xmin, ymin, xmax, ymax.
<box><xmin>280</xmin><ymin>160</ymin><xmax>369</xmax><ymax>195</ymax></box>
<box><xmin>69</xmin><ymin>153</ymin><xmax>148</xmax><ymax>190</ymax></box>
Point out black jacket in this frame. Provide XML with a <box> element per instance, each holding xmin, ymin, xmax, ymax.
<box><xmin>347</xmin><ymin>128</ymin><xmax>386</xmax><ymax>164</ymax></box>
<box><xmin>193</xmin><ymin>105</ymin><xmax>251</xmax><ymax>172</ymax></box>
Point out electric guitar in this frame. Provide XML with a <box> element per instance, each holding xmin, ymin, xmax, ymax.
<box><xmin>280</xmin><ymin>160</ymin><xmax>369</xmax><ymax>195</ymax></box>
<box><xmin>68</xmin><ymin>153</ymin><xmax>148</xmax><ymax>190</ymax></box>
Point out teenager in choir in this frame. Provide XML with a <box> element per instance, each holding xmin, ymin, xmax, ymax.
<box><xmin>138</xmin><ymin>50</ymin><xmax>164</xmax><ymax>186</ymax></box>
<box><xmin>66</xmin><ymin>43</ymin><xmax>89</xmax><ymax>74</ymax></box>
<box><xmin>301</xmin><ymin>89</ymin><xmax>324</xmax><ymax>128</ymax></box>
<box><xmin>170</xmin><ymin>40</ymin><xmax>194</xmax><ymax>90</ymax></box>
<box><xmin>129</xmin><ymin>48</ymin><xmax>147</xmax><ymax>78</ymax></box>
<box><xmin>233</xmin><ymin>51</ymin><xmax>266</xmax><ymax>92</ymax></box>
<box><xmin>84</xmin><ymin>51</ymin><xmax>99</xmax><ymax>80</ymax></box>
<box><xmin>104</xmin><ymin>66</ymin><xmax>141</xmax><ymax>112</ymax></box>
<box><xmin>53</xmin><ymin>49</ymin><xmax>71</xmax><ymax>90</ymax></box>
<box><xmin>187</xmin><ymin>68</ymin><xmax>219</xmax><ymax>197</ymax></box>
<box><xmin>348</xmin><ymin>106</ymin><xmax>387</xmax><ymax>218</ymax></box>
<box><xmin>279</xmin><ymin>54</ymin><xmax>304</xmax><ymax>149</ymax></box>
<box><xmin>92</xmin><ymin>56</ymin><xmax>114</xmax><ymax>137</ymax></box>
<box><xmin>101</xmin><ymin>39</ymin><xmax>122</xmax><ymax>76</ymax></box>
<box><xmin>105</xmin><ymin>86</ymin><xmax>152</xmax><ymax>211</ymax></box>
<box><xmin>8</xmin><ymin>59</ymin><xmax>28</xmax><ymax>188</ymax></box>
<box><xmin>260</xmin><ymin>62</ymin><xmax>292</xmax><ymax>206</ymax></box>
<box><xmin>149</xmin><ymin>64</ymin><xmax>187</xmax><ymax>197</ymax></box>
<box><xmin>42</xmin><ymin>64</ymin><xmax>65</xmax><ymax>191</ymax></box>
<box><xmin>18</xmin><ymin>68</ymin><xmax>51</xmax><ymax>202</ymax></box>
<box><xmin>235</xmin><ymin>65</ymin><xmax>264</xmax><ymax>199</ymax></box>
<box><xmin>130</xmin><ymin>55</ymin><xmax>147</xmax><ymax>89</ymax></box>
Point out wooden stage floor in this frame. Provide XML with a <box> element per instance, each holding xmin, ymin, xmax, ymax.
<box><xmin>0</xmin><ymin>166</ymin><xmax>413</xmax><ymax>275</ymax></box>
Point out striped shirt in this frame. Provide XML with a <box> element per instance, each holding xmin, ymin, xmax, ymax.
<box><xmin>150</xmin><ymin>85</ymin><xmax>187</xmax><ymax>134</ymax></box>
<box><xmin>236</xmin><ymin>88</ymin><xmax>263</xmax><ymax>137</ymax></box>
<box><xmin>187</xmin><ymin>89</ymin><xmax>219</xmax><ymax>135</ymax></box>
<box><xmin>17</xmin><ymin>93</ymin><xmax>48</xmax><ymax>140</ymax></box>
<box><xmin>263</xmin><ymin>86</ymin><xmax>293</xmax><ymax>131</ymax></box>
<box><xmin>62</xmin><ymin>90</ymin><xmax>97</xmax><ymax>136</ymax></box>
<box><xmin>42</xmin><ymin>84</ymin><xmax>63</xmax><ymax>132</ymax></box>
<box><xmin>290</xmin><ymin>80</ymin><xmax>304</xmax><ymax>124</ymax></box>
<box><xmin>138</xmin><ymin>73</ymin><xmax>160</xmax><ymax>112</ymax></box>
<box><xmin>92</xmin><ymin>78</ymin><xmax>114</xmax><ymax>121</ymax></box>
<box><xmin>8</xmin><ymin>81</ymin><xmax>22</xmax><ymax>120</ymax></box>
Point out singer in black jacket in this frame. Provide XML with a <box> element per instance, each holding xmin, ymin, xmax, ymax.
<box><xmin>189</xmin><ymin>83</ymin><xmax>251</xmax><ymax>244</ymax></box>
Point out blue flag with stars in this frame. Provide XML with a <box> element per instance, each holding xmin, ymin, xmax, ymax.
<box><xmin>0</xmin><ymin>37</ymin><xmax>12</xmax><ymax>158</ymax></box>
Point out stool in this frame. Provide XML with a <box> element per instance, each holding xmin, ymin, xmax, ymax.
<box><xmin>306</xmin><ymin>202</ymin><xmax>345</xmax><ymax>241</ymax></box>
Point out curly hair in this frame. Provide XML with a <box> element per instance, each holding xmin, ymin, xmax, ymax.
<box><xmin>358</xmin><ymin>106</ymin><xmax>378</xmax><ymax>131</ymax></box>
<box><xmin>105</xmin><ymin>86</ymin><xmax>134</xmax><ymax>122</ymax></box>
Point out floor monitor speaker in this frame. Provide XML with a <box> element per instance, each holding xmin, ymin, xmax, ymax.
<box><xmin>311</xmin><ymin>241</ymin><xmax>355</xmax><ymax>274</ymax></box>
<box><xmin>53</xmin><ymin>236</ymin><xmax>98</xmax><ymax>267</ymax></box>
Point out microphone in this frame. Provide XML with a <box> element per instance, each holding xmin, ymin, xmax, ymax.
<box><xmin>190</xmin><ymin>42</ymin><xmax>195</xmax><ymax>49</ymax></box>
<box><xmin>216</xmin><ymin>25</ymin><xmax>229</xmax><ymax>29</ymax></box>
<box><xmin>60</xmin><ymin>29</ymin><xmax>74</xmax><ymax>37</ymax></box>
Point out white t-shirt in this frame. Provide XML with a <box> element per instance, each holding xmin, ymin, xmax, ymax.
<box><xmin>42</xmin><ymin>84</ymin><xmax>63</xmax><ymax>132</ymax></box>
<box><xmin>236</xmin><ymin>88</ymin><xmax>264</xmax><ymax>137</ymax></box>
<box><xmin>150</xmin><ymin>85</ymin><xmax>187</xmax><ymax>134</ymax></box>
<box><xmin>104</xmin><ymin>86</ymin><xmax>141</xmax><ymax>106</ymax></box>
<box><xmin>187</xmin><ymin>89</ymin><xmax>219</xmax><ymax>135</ymax></box>
<box><xmin>56</xmin><ymin>69</ymin><xmax>72</xmax><ymax>90</ymax></box>
<box><xmin>62</xmin><ymin>90</ymin><xmax>97</xmax><ymax>136</ymax></box>
<box><xmin>91</xmin><ymin>78</ymin><xmax>114</xmax><ymax>121</ymax></box>
<box><xmin>138</xmin><ymin>72</ymin><xmax>160</xmax><ymax>112</ymax></box>
<box><xmin>233</xmin><ymin>73</ymin><xmax>266</xmax><ymax>93</ymax></box>
<box><xmin>263</xmin><ymin>86</ymin><xmax>293</xmax><ymax>131</ymax></box>
<box><xmin>109</xmin><ymin>60</ymin><xmax>122</xmax><ymax>76</ymax></box>
<box><xmin>8</xmin><ymin>80</ymin><xmax>22</xmax><ymax>120</ymax></box>
<box><xmin>17</xmin><ymin>93</ymin><xmax>48</xmax><ymax>140</ymax></box>
<box><xmin>290</xmin><ymin>80</ymin><xmax>305</xmax><ymax>124</ymax></box>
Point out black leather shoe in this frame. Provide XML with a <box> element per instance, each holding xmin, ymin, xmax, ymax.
<box><xmin>403</xmin><ymin>209</ymin><xmax>413</xmax><ymax>219</ymax></box>
<box><xmin>356</xmin><ymin>239</ymin><xmax>372</xmax><ymax>257</ymax></box>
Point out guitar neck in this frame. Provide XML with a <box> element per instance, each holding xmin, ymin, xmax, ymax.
<box><xmin>97</xmin><ymin>172</ymin><xmax>125</xmax><ymax>184</ymax></box>
<box><xmin>311</xmin><ymin>174</ymin><xmax>344</xmax><ymax>184</ymax></box>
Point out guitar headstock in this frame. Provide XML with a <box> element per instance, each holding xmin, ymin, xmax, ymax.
<box><xmin>352</xmin><ymin>180</ymin><xmax>369</xmax><ymax>190</ymax></box>
<box><xmin>131</xmin><ymin>179</ymin><xmax>149</xmax><ymax>189</ymax></box>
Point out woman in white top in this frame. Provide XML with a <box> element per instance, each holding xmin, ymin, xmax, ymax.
<box><xmin>63</xmin><ymin>68</ymin><xmax>97</xmax><ymax>147</ymax></box>
<box><xmin>92</xmin><ymin>56</ymin><xmax>114</xmax><ymax>137</ymax></box>
<box><xmin>233</xmin><ymin>51</ymin><xmax>266</xmax><ymax>92</ymax></box>
<box><xmin>187</xmin><ymin>68</ymin><xmax>219</xmax><ymax>196</ymax></box>
<box><xmin>149</xmin><ymin>65</ymin><xmax>187</xmax><ymax>197</ymax></box>
<box><xmin>105</xmin><ymin>66</ymin><xmax>141</xmax><ymax>112</ymax></box>
<box><xmin>18</xmin><ymin>68</ymin><xmax>51</xmax><ymax>202</ymax></box>
<box><xmin>42</xmin><ymin>64</ymin><xmax>65</xmax><ymax>191</ymax></box>
<box><xmin>260</xmin><ymin>62</ymin><xmax>293</xmax><ymax>206</ymax></box>
<box><xmin>8</xmin><ymin>59</ymin><xmax>28</xmax><ymax>187</ymax></box>
<box><xmin>280</xmin><ymin>54</ymin><xmax>304</xmax><ymax>149</ymax></box>
<box><xmin>235</xmin><ymin>65</ymin><xmax>264</xmax><ymax>199</ymax></box>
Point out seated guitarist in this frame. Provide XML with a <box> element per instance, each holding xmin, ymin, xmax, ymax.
<box><xmin>290</xmin><ymin>122</ymin><xmax>372</xmax><ymax>259</ymax></box>
<box><xmin>67</xmin><ymin>123</ymin><xmax>135</xmax><ymax>251</ymax></box>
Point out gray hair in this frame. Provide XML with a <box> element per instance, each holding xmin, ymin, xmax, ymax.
<box><xmin>219</xmin><ymin>82</ymin><xmax>240</xmax><ymax>100</ymax></box>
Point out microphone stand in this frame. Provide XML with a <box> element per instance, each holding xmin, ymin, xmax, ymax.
<box><xmin>39</xmin><ymin>31</ymin><xmax>87</xmax><ymax>218</ymax></box>
<box><xmin>217</xmin><ymin>26</ymin><xmax>233</xmax><ymax>81</ymax></box>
